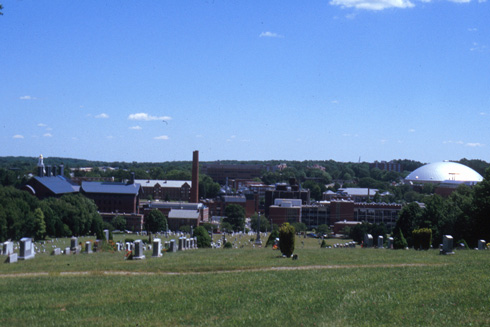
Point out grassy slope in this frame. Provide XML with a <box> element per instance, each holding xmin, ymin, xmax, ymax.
<box><xmin>0</xmin><ymin>236</ymin><xmax>489</xmax><ymax>326</ymax></box>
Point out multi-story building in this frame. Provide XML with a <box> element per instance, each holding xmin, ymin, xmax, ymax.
<box><xmin>202</xmin><ymin>163</ymin><xmax>266</xmax><ymax>184</ymax></box>
<box><xmin>370</xmin><ymin>161</ymin><xmax>403</xmax><ymax>173</ymax></box>
<box><xmin>135</xmin><ymin>179</ymin><xmax>191</xmax><ymax>201</ymax></box>
<box><xmin>264</xmin><ymin>180</ymin><xmax>310</xmax><ymax>217</ymax></box>
<box><xmin>268</xmin><ymin>199</ymin><xmax>302</xmax><ymax>226</ymax></box>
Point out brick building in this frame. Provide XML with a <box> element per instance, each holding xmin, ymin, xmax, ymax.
<box><xmin>135</xmin><ymin>179</ymin><xmax>191</xmax><ymax>201</ymax></box>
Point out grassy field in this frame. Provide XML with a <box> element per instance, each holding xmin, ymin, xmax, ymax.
<box><xmin>1</xmin><ymin>235</ymin><xmax>489</xmax><ymax>326</ymax></box>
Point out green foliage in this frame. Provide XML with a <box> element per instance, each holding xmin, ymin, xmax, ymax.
<box><xmin>412</xmin><ymin>228</ymin><xmax>432</xmax><ymax>250</ymax></box>
<box><xmin>265</xmin><ymin>229</ymin><xmax>279</xmax><ymax>247</ymax></box>
<box><xmin>111</xmin><ymin>215</ymin><xmax>127</xmax><ymax>231</ymax></box>
<box><xmin>224</xmin><ymin>241</ymin><xmax>232</xmax><ymax>249</ymax></box>
<box><xmin>393</xmin><ymin>228</ymin><xmax>408</xmax><ymax>249</ymax></box>
<box><xmin>250</xmin><ymin>214</ymin><xmax>270</xmax><ymax>232</ymax></box>
<box><xmin>279</xmin><ymin>223</ymin><xmax>295</xmax><ymax>257</ymax></box>
<box><xmin>223</xmin><ymin>204</ymin><xmax>245</xmax><ymax>231</ymax></box>
<box><xmin>320</xmin><ymin>239</ymin><xmax>327</xmax><ymax>248</ymax></box>
<box><xmin>145</xmin><ymin>209</ymin><xmax>167</xmax><ymax>233</ymax></box>
<box><xmin>193</xmin><ymin>226</ymin><xmax>211</xmax><ymax>248</ymax></box>
<box><xmin>219</xmin><ymin>222</ymin><xmax>233</xmax><ymax>233</ymax></box>
<box><xmin>316</xmin><ymin>224</ymin><xmax>331</xmax><ymax>237</ymax></box>
<box><xmin>349</xmin><ymin>222</ymin><xmax>387</xmax><ymax>244</ymax></box>
<box><xmin>33</xmin><ymin>208</ymin><xmax>46</xmax><ymax>240</ymax></box>
<box><xmin>291</xmin><ymin>222</ymin><xmax>307</xmax><ymax>233</ymax></box>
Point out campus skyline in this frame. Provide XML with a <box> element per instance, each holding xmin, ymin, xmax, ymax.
<box><xmin>1</xmin><ymin>1</ymin><xmax>489</xmax><ymax>163</ymax></box>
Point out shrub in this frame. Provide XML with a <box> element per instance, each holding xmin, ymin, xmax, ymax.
<box><xmin>193</xmin><ymin>226</ymin><xmax>211</xmax><ymax>248</ymax></box>
<box><xmin>279</xmin><ymin>223</ymin><xmax>295</xmax><ymax>257</ymax></box>
<box><xmin>393</xmin><ymin>228</ymin><xmax>408</xmax><ymax>249</ymax></box>
<box><xmin>320</xmin><ymin>239</ymin><xmax>327</xmax><ymax>248</ymax></box>
<box><xmin>412</xmin><ymin>228</ymin><xmax>432</xmax><ymax>250</ymax></box>
<box><xmin>266</xmin><ymin>230</ymin><xmax>279</xmax><ymax>247</ymax></box>
<box><xmin>224</xmin><ymin>241</ymin><xmax>232</xmax><ymax>249</ymax></box>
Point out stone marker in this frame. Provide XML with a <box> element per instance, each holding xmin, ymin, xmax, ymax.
<box><xmin>70</xmin><ymin>237</ymin><xmax>78</xmax><ymax>253</ymax></box>
<box><xmin>152</xmin><ymin>238</ymin><xmax>162</xmax><ymax>257</ymax></box>
<box><xmin>178</xmin><ymin>237</ymin><xmax>184</xmax><ymax>251</ymax></box>
<box><xmin>169</xmin><ymin>239</ymin><xmax>176</xmax><ymax>252</ymax></box>
<box><xmin>388</xmin><ymin>237</ymin><xmax>394</xmax><ymax>249</ymax></box>
<box><xmin>19</xmin><ymin>237</ymin><xmax>35</xmax><ymax>260</ymax></box>
<box><xmin>441</xmin><ymin>235</ymin><xmax>455</xmax><ymax>255</ymax></box>
<box><xmin>103</xmin><ymin>229</ymin><xmax>109</xmax><ymax>242</ymax></box>
<box><xmin>5</xmin><ymin>253</ymin><xmax>18</xmax><ymax>263</ymax></box>
<box><xmin>364</xmin><ymin>234</ymin><xmax>373</xmax><ymax>248</ymax></box>
<box><xmin>84</xmin><ymin>241</ymin><xmax>93</xmax><ymax>254</ymax></box>
<box><xmin>133</xmin><ymin>240</ymin><xmax>145</xmax><ymax>260</ymax></box>
<box><xmin>64</xmin><ymin>247</ymin><xmax>71</xmax><ymax>255</ymax></box>
<box><xmin>116</xmin><ymin>242</ymin><xmax>122</xmax><ymax>252</ymax></box>
<box><xmin>125</xmin><ymin>242</ymin><xmax>132</xmax><ymax>251</ymax></box>
<box><xmin>478</xmin><ymin>239</ymin><xmax>486</xmax><ymax>250</ymax></box>
<box><xmin>186</xmin><ymin>238</ymin><xmax>190</xmax><ymax>250</ymax></box>
<box><xmin>52</xmin><ymin>248</ymin><xmax>61</xmax><ymax>256</ymax></box>
<box><xmin>378</xmin><ymin>236</ymin><xmax>384</xmax><ymax>248</ymax></box>
<box><xmin>194</xmin><ymin>237</ymin><xmax>198</xmax><ymax>249</ymax></box>
<box><xmin>3</xmin><ymin>241</ymin><xmax>13</xmax><ymax>255</ymax></box>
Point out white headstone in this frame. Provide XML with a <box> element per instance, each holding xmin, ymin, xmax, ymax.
<box><xmin>388</xmin><ymin>237</ymin><xmax>394</xmax><ymax>249</ymax></box>
<box><xmin>104</xmin><ymin>229</ymin><xmax>109</xmax><ymax>242</ymax></box>
<box><xmin>152</xmin><ymin>238</ymin><xmax>162</xmax><ymax>257</ymax></box>
<box><xmin>64</xmin><ymin>247</ymin><xmax>71</xmax><ymax>255</ymax></box>
<box><xmin>52</xmin><ymin>248</ymin><xmax>61</xmax><ymax>256</ymax></box>
<box><xmin>378</xmin><ymin>236</ymin><xmax>384</xmax><ymax>248</ymax></box>
<box><xmin>133</xmin><ymin>240</ymin><xmax>146</xmax><ymax>260</ymax></box>
<box><xmin>6</xmin><ymin>253</ymin><xmax>18</xmax><ymax>263</ymax></box>
<box><xmin>170</xmin><ymin>239</ymin><xmax>176</xmax><ymax>252</ymax></box>
<box><xmin>2</xmin><ymin>241</ymin><xmax>13</xmax><ymax>255</ymax></box>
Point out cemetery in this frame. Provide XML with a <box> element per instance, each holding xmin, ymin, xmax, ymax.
<box><xmin>0</xmin><ymin>231</ymin><xmax>489</xmax><ymax>326</ymax></box>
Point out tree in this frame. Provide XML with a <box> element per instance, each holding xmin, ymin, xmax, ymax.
<box><xmin>291</xmin><ymin>222</ymin><xmax>307</xmax><ymax>234</ymax></box>
<box><xmin>250</xmin><ymin>214</ymin><xmax>270</xmax><ymax>232</ymax></box>
<box><xmin>33</xmin><ymin>208</ymin><xmax>46</xmax><ymax>240</ymax></box>
<box><xmin>316</xmin><ymin>224</ymin><xmax>330</xmax><ymax>237</ymax></box>
<box><xmin>394</xmin><ymin>202</ymin><xmax>422</xmax><ymax>247</ymax></box>
<box><xmin>279</xmin><ymin>223</ymin><xmax>295</xmax><ymax>257</ymax></box>
<box><xmin>193</xmin><ymin>226</ymin><xmax>211</xmax><ymax>248</ymax></box>
<box><xmin>393</xmin><ymin>228</ymin><xmax>408</xmax><ymax>249</ymax></box>
<box><xmin>111</xmin><ymin>215</ymin><xmax>127</xmax><ymax>231</ymax></box>
<box><xmin>223</xmin><ymin>204</ymin><xmax>245</xmax><ymax>231</ymax></box>
<box><xmin>145</xmin><ymin>209</ymin><xmax>167</xmax><ymax>233</ymax></box>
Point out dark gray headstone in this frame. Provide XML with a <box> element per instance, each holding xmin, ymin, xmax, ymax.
<box><xmin>388</xmin><ymin>237</ymin><xmax>394</xmax><ymax>249</ymax></box>
<box><xmin>133</xmin><ymin>240</ymin><xmax>145</xmax><ymax>260</ymax></box>
<box><xmin>152</xmin><ymin>238</ymin><xmax>162</xmax><ymax>257</ymax></box>
<box><xmin>70</xmin><ymin>237</ymin><xmax>78</xmax><ymax>252</ymax></box>
<box><xmin>85</xmin><ymin>241</ymin><xmax>93</xmax><ymax>254</ymax></box>
<box><xmin>364</xmin><ymin>234</ymin><xmax>373</xmax><ymax>248</ymax></box>
<box><xmin>378</xmin><ymin>236</ymin><xmax>384</xmax><ymax>248</ymax></box>
<box><xmin>478</xmin><ymin>239</ymin><xmax>486</xmax><ymax>250</ymax></box>
<box><xmin>441</xmin><ymin>235</ymin><xmax>455</xmax><ymax>255</ymax></box>
<box><xmin>19</xmin><ymin>237</ymin><xmax>35</xmax><ymax>260</ymax></box>
<box><xmin>170</xmin><ymin>239</ymin><xmax>176</xmax><ymax>252</ymax></box>
<box><xmin>2</xmin><ymin>241</ymin><xmax>13</xmax><ymax>255</ymax></box>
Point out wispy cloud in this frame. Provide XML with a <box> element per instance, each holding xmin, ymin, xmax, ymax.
<box><xmin>480</xmin><ymin>112</ymin><xmax>487</xmax><ymax>116</ymax></box>
<box><xmin>443</xmin><ymin>140</ymin><xmax>464</xmax><ymax>145</ymax></box>
<box><xmin>466</xmin><ymin>142</ymin><xmax>484</xmax><ymax>147</ymax></box>
<box><xmin>154</xmin><ymin>135</ymin><xmax>169</xmax><ymax>140</ymax></box>
<box><xmin>470</xmin><ymin>42</ymin><xmax>488</xmax><ymax>52</ymax></box>
<box><xmin>329</xmin><ymin>0</ymin><xmax>414</xmax><ymax>10</ymax></box>
<box><xmin>408</xmin><ymin>128</ymin><xmax>416</xmax><ymax>133</ymax></box>
<box><xmin>129</xmin><ymin>126</ymin><xmax>142</xmax><ymax>130</ymax></box>
<box><xmin>13</xmin><ymin>134</ymin><xmax>24</xmax><ymax>139</ymax></box>
<box><xmin>128</xmin><ymin>113</ymin><xmax>172</xmax><ymax>121</ymax></box>
<box><xmin>43</xmin><ymin>133</ymin><xmax>53</xmax><ymax>137</ymax></box>
<box><xmin>95</xmin><ymin>113</ymin><xmax>109</xmax><ymax>119</ymax></box>
<box><xmin>37</xmin><ymin>123</ymin><xmax>47</xmax><ymax>127</ymax></box>
<box><xmin>468</xmin><ymin>28</ymin><xmax>478</xmax><ymax>32</ymax></box>
<box><xmin>19</xmin><ymin>95</ymin><xmax>37</xmax><ymax>100</ymax></box>
<box><xmin>259</xmin><ymin>31</ymin><xmax>283</xmax><ymax>38</ymax></box>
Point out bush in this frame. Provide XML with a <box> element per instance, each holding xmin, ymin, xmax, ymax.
<box><xmin>320</xmin><ymin>239</ymin><xmax>327</xmax><ymax>248</ymax></box>
<box><xmin>279</xmin><ymin>223</ymin><xmax>295</xmax><ymax>257</ymax></box>
<box><xmin>193</xmin><ymin>226</ymin><xmax>211</xmax><ymax>248</ymax></box>
<box><xmin>224</xmin><ymin>241</ymin><xmax>232</xmax><ymax>249</ymax></box>
<box><xmin>266</xmin><ymin>230</ymin><xmax>279</xmax><ymax>247</ymax></box>
<box><xmin>412</xmin><ymin>228</ymin><xmax>432</xmax><ymax>250</ymax></box>
<box><xmin>393</xmin><ymin>228</ymin><xmax>408</xmax><ymax>249</ymax></box>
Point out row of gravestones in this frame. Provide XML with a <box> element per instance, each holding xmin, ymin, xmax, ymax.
<box><xmin>362</xmin><ymin>234</ymin><xmax>487</xmax><ymax>253</ymax></box>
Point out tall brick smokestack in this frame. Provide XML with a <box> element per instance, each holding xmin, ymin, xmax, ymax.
<box><xmin>190</xmin><ymin>150</ymin><xmax>199</xmax><ymax>203</ymax></box>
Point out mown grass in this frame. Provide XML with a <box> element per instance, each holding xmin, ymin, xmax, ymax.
<box><xmin>1</xmin><ymin>235</ymin><xmax>489</xmax><ymax>326</ymax></box>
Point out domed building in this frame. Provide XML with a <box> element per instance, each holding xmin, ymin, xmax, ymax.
<box><xmin>405</xmin><ymin>161</ymin><xmax>483</xmax><ymax>196</ymax></box>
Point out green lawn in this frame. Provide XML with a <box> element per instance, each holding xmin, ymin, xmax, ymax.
<box><xmin>1</xmin><ymin>235</ymin><xmax>489</xmax><ymax>326</ymax></box>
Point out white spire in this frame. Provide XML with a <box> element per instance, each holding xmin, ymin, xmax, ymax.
<box><xmin>37</xmin><ymin>154</ymin><xmax>45</xmax><ymax>167</ymax></box>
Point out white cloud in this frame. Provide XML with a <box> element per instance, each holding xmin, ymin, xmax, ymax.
<box><xmin>13</xmin><ymin>134</ymin><xmax>24</xmax><ymax>139</ymax></box>
<box><xmin>259</xmin><ymin>31</ymin><xmax>283</xmax><ymax>38</ymax></box>
<box><xmin>468</xmin><ymin>28</ymin><xmax>478</xmax><ymax>32</ymax></box>
<box><xmin>331</xmin><ymin>100</ymin><xmax>340</xmax><ymax>104</ymax></box>
<box><xmin>19</xmin><ymin>95</ymin><xmax>37</xmax><ymax>100</ymax></box>
<box><xmin>128</xmin><ymin>113</ymin><xmax>172</xmax><ymax>121</ymax></box>
<box><xmin>443</xmin><ymin>140</ymin><xmax>464</xmax><ymax>145</ymax></box>
<box><xmin>196</xmin><ymin>134</ymin><xmax>203</xmax><ymax>138</ymax></box>
<box><xmin>329</xmin><ymin>0</ymin><xmax>414</xmax><ymax>10</ymax></box>
<box><xmin>43</xmin><ymin>133</ymin><xmax>53</xmax><ymax>137</ymax></box>
<box><xmin>408</xmin><ymin>128</ymin><xmax>416</xmax><ymax>133</ymax></box>
<box><xmin>37</xmin><ymin>123</ymin><xmax>47</xmax><ymax>127</ymax></box>
<box><xmin>129</xmin><ymin>126</ymin><xmax>142</xmax><ymax>130</ymax></box>
<box><xmin>480</xmin><ymin>112</ymin><xmax>487</xmax><ymax>116</ymax></box>
<box><xmin>95</xmin><ymin>113</ymin><xmax>109</xmax><ymax>119</ymax></box>
<box><xmin>466</xmin><ymin>142</ymin><xmax>484</xmax><ymax>147</ymax></box>
<box><xmin>448</xmin><ymin>0</ymin><xmax>470</xmax><ymax>2</ymax></box>
<box><xmin>106</xmin><ymin>136</ymin><xmax>114</xmax><ymax>139</ymax></box>
<box><xmin>154</xmin><ymin>135</ymin><xmax>169</xmax><ymax>140</ymax></box>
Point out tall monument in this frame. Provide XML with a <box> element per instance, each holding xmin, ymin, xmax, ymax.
<box><xmin>190</xmin><ymin>150</ymin><xmax>199</xmax><ymax>203</ymax></box>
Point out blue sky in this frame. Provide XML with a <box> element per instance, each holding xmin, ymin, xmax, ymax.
<box><xmin>1</xmin><ymin>1</ymin><xmax>489</xmax><ymax>163</ymax></box>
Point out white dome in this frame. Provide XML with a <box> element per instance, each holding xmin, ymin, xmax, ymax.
<box><xmin>405</xmin><ymin>161</ymin><xmax>483</xmax><ymax>183</ymax></box>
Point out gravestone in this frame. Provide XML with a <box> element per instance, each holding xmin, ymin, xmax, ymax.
<box><xmin>364</xmin><ymin>234</ymin><xmax>373</xmax><ymax>248</ymax></box>
<box><xmin>19</xmin><ymin>237</ymin><xmax>35</xmax><ymax>260</ymax></box>
<box><xmin>378</xmin><ymin>236</ymin><xmax>384</xmax><ymax>248</ymax></box>
<box><xmin>116</xmin><ymin>242</ymin><xmax>122</xmax><ymax>252</ymax></box>
<box><xmin>70</xmin><ymin>237</ymin><xmax>78</xmax><ymax>253</ymax></box>
<box><xmin>104</xmin><ymin>229</ymin><xmax>109</xmax><ymax>242</ymax></box>
<box><xmin>52</xmin><ymin>248</ymin><xmax>61</xmax><ymax>256</ymax></box>
<box><xmin>194</xmin><ymin>237</ymin><xmax>198</xmax><ymax>249</ymax></box>
<box><xmin>5</xmin><ymin>253</ymin><xmax>17</xmax><ymax>263</ymax></box>
<box><xmin>125</xmin><ymin>242</ymin><xmax>132</xmax><ymax>251</ymax></box>
<box><xmin>85</xmin><ymin>241</ymin><xmax>93</xmax><ymax>254</ymax></box>
<box><xmin>178</xmin><ymin>237</ymin><xmax>184</xmax><ymax>251</ymax></box>
<box><xmin>152</xmin><ymin>238</ymin><xmax>162</xmax><ymax>257</ymax></box>
<box><xmin>441</xmin><ymin>235</ymin><xmax>455</xmax><ymax>255</ymax></box>
<box><xmin>186</xmin><ymin>238</ymin><xmax>190</xmax><ymax>250</ymax></box>
<box><xmin>3</xmin><ymin>241</ymin><xmax>13</xmax><ymax>255</ymax></box>
<box><xmin>133</xmin><ymin>240</ymin><xmax>145</xmax><ymax>260</ymax></box>
<box><xmin>169</xmin><ymin>239</ymin><xmax>176</xmax><ymax>252</ymax></box>
<box><xmin>64</xmin><ymin>247</ymin><xmax>71</xmax><ymax>255</ymax></box>
<box><xmin>478</xmin><ymin>239</ymin><xmax>486</xmax><ymax>250</ymax></box>
<box><xmin>388</xmin><ymin>237</ymin><xmax>394</xmax><ymax>249</ymax></box>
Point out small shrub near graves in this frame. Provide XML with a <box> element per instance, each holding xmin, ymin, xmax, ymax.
<box><xmin>412</xmin><ymin>228</ymin><xmax>432</xmax><ymax>250</ymax></box>
<box><xmin>193</xmin><ymin>226</ymin><xmax>211</xmax><ymax>248</ymax></box>
<box><xmin>320</xmin><ymin>239</ymin><xmax>327</xmax><ymax>248</ymax></box>
<box><xmin>266</xmin><ymin>230</ymin><xmax>279</xmax><ymax>247</ymax></box>
<box><xmin>393</xmin><ymin>228</ymin><xmax>408</xmax><ymax>249</ymax></box>
<box><xmin>224</xmin><ymin>241</ymin><xmax>232</xmax><ymax>249</ymax></box>
<box><xmin>279</xmin><ymin>223</ymin><xmax>295</xmax><ymax>257</ymax></box>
